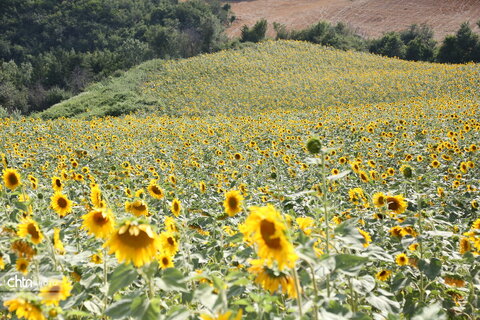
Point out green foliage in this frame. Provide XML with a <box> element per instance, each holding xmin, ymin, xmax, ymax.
<box><xmin>437</xmin><ymin>22</ymin><xmax>480</xmax><ymax>63</ymax></box>
<box><xmin>240</xmin><ymin>19</ymin><xmax>268</xmax><ymax>43</ymax></box>
<box><xmin>369</xmin><ymin>32</ymin><xmax>406</xmax><ymax>59</ymax></box>
<box><xmin>0</xmin><ymin>0</ymin><xmax>231</xmax><ymax>114</ymax></box>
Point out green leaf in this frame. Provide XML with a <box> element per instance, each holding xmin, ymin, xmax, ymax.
<box><xmin>165</xmin><ymin>306</ymin><xmax>190</xmax><ymax>320</ymax></box>
<box><xmin>13</xmin><ymin>201</ymin><xmax>28</xmax><ymax>212</ymax></box>
<box><xmin>412</xmin><ymin>303</ymin><xmax>447</xmax><ymax>320</ymax></box>
<box><xmin>351</xmin><ymin>275</ymin><xmax>375</xmax><ymax>294</ymax></box>
<box><xmin>105</xmin><ymin>299</ymin><xmax>133</xmax><ymax>319</ymax></box>
<box><xmin>130</xmin><ymin>296</ymin><xmax>150</xmax><ymax>318</ymax></box>
<box><xmin>334</xmin><ymin>254</ymin><xmax>368</xmax><ymax>276</ymax></box>
<box><xmin>142</xmin><ymin>298</ymin><xmax>162</xmax><ymax>320</ymax></box>
<box><xmin>418</xmin><ymin>258</ymin><xmax>442</xmax><ymax>280</ymax></box>
<box><xmin>156</xmin><ymin>268</ymin><xmax>187</xmax><ymax>292</ymax></box>
<box><xmin>83</xmin><ymin>300</ymin><xmax>102</xmax><ymax>315</ymax></box>
<box><xmin>367</xmin><ymin>290</ymin><xmax>400</xmax><ymax>314</ymax></box>
<box><xmin>108</xmin><ymin>264</ymin><xmax>139</xmax><ymax>296</ymax></box>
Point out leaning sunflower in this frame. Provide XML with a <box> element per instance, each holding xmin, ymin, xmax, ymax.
<box><xmin>372</xmin><ymin>192</ymin><xmax>386</xmax><ymax>208</ymax></box>
<box><xmin>104</xmin><ymin>221</ymin><xmax>160</xmax><ymax>267</ymax></box>
<box><xmin>147</xmin><ymin>181</ymin><xmax>165</xmax><ymax>200</ymax></box>
<box><xmin>50</xmin><ymin>192</ymin><xmax>73</xmax><ymax>217</ymax></box>
<box><xmin>171</xmin><ymin>198</ymin><xmax>181</xmax><ymax>217</ymax></box>
<box><xmin>4</xmin><ymin>297</ymin><xmax>45</xmax><ymax>320</ymax></box>
<box><xmin>223</xmin><ymin>190</ymin><xmax>244</xmax><ymax>217</ymax></box>
<box><xmin>81</xmin><ymin>207</ymin><xmax>115</xmax><ymax>240</ymax></box>
<box><xmin>125</xmin><ymin>200</ymin><xmax>149</xmax><ymax>217</ymax></box>
<box><xmin>3</xmin><ymin>168</ymin><xmax>21</xmax><ymax>191</ymax></box>
<box><xmin>240</xmin><ymin>205</ymin><xmax>297</xmax><ymax>270</ymax></box>
<box><xmin>17</xmin><ymin>217</ymin><xmax>44</xmax><ymax>245</ymax></box>
<box><xmin>39</xmin><ymin>276</ymin><xmax>72</xmax><ymax>306</ymax></box>
<box><xmin>248</xmin><ymin>259</ymin><xmax>297</xmax><ymax>298</ymax></box>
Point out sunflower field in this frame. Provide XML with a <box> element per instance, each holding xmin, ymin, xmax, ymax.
<box><xmin>1</xmin><ymin>41</ymin><xmax>480</xmax><ymax>320</ymax></box>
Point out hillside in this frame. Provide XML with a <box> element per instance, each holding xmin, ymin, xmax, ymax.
<box><xmin>40</xmin><ymin>40</ymin><xmax>480</xmax><ymax>119</ymax></box>
<box><xmin>226</xmin><ymin>0</ymin><xmax>480</xmax><ymax>40</ymax></box>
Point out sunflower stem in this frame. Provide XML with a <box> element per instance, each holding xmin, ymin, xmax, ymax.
<box><xmin>320</xmin><ymin>151</ymin><xmax>331</xmax><ymax>297</ymax></box>
<box><xmin>102</xmin><ymin>248</ymin><xmax>109</xmax><ymax>313</ymax></box>
<box><xmin>292</xmin><ymin>266</ymin><xmax>303</xmax><ymax>318</ymax></box>
<box><xmin>416</xmin><ymin>177</ymin><xmax>425</xmax><ymax>304</ymax></box>
<box><xmin>306</xmin><ymin>262</ymin><xmax>319</xmax><ymax>320</ymax></box>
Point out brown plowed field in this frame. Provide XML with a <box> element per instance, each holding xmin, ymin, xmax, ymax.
<box><xmin>225</xmin><ymin>0</ymin><xmax>480</xmax><ymax>40</ymax></box>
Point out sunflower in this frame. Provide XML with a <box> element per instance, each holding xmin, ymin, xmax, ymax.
<box><xmin>104</xmin><ymin>221</ymin><xmax>160</xmax><ymax>267</ymax></box>
<box><xmin>39</xmin><ymin>276</ymin><xmax>72</xmax><ymax>306</ymax></box>
<box><xmin>459</xmin><ymin>237</ymin><xmax>471</xmax><ymax>254</ymax></box>
<box><xmin>358</xmin><ymin>170</ymin><xmax>370</xmax><ymax>183</ymax></box>
<box><xmin>147</xmin><ymin>181</ymin><xmax>164</xmax><ymax>200</ymax></box>
<box><xmin>90</xmin><ymin>185</ymin><xmax>104</xmax><ymax>208</ymax></box>
<box><xmin>200</xmin><ymin>310</ymin><xmax>243</xmax><ymax>320</ymax></box>
<box><xmin>3</xmin><ymin>168</ymin><xmax>21</xmax><ymax>190</ymax></box>
<box><xmin>125</xmin><ymin>200</ymin><xmax>149</xmax><ymax>217</ymax></box>
<box><xmin>375</xmin><ymin>269</ymin><xmax>391</xmax><ymax>281</ymax></box>
<box><xmin>431</xmin><ymin>160</ymin><xmax>440</xmax><ymax>168</ymax></box>
<box><xmin>53</xmin><ymin>228</ymin><xmax>65</xmax><ymax>254</ymax></box>
<box><xmin>4</xmin><ymin>298</ymin><xmax>45</xmax><ymax>320</ymax></box>
<box><xmin>157</xmin><ymin>253</ymin><xmax>174</xmax><ymax>269</ymax></box>
<box><xmin>389</xmin><ymin>226</ymin><xmax>403</xmax><ymax>238</ymax></box>
<box><xmin>386</xmin><ymin>195</ymin><xmax>407</xmax><ymax>214</ymax></box>
<box><xmin>372</xmin><ymin>192</ymin><xmax>386</xmax><ymax>208</ymax></box>
<box><xmin>0</xmin><ymin>256</ymin><xmax>5</xmax><ymax>270</ymax></box>
<box><xmin>395</xmin><ymin>253</ymin><xmax>409</xmax><ymax>266</ymax></box>
<box><xmin>51</xmin><ymin>176</ymin><xmax>63</xmax><ymax>191</ymax></box>
<box><xmin>171</xmin><ymin>198</ymin><xmax>181</xmax><ymax>217</ymax></box>
<box><xmin>90</xmin><ymin>253</ymin><xmax>103</xmax><ymax>264</ymax></box>
<box><xmin>199</xmin><ymin>181</ymin><xmax>207</xmax><ymax>193</ymax></box>
<box><xmin>296</xmin><ymin>217</ymin><xmax>314</xmax><ymax>235</ymax></box>
<box><xmin>164</xmin><ymin>216</ymin><xmax>178</xmax><ymax>233</ymax></box>
<box><xmin>159</xmin><ymin>232</ymin><xmax>179</xmax><ymax>256</ymax></box>
<box><xmin>50</xmin><ymin>192</ymin><xmax>73</xmax><ymax>217</ymax></box>
<box><xmin>239</xmin><ymin>205</ymin><xmax>297</xmax><ymax>270</ymax></box>
<box><xmin>11</xmin><ymin>240</ymin><xmax>36</xmax><ymax>259</ymax></box>
<box><xmin>81</xmin><ymin>208</ymin><xmax>115</xmax><ymax>239</ymax></box>
<box><xmin>248</xmin><ymin>259</ymin><xmax>297</xmax><ymax>298</ymax></box>
<box><xmin>17</xmin><ymin>217</ymin><xmax>44</xmax><ymax>245</ymax></box>
<box><xmin>223</xmin><ymin>190</ymin><xmax>244</xmax><ymax>217</ymax></box>
<box><xmin>16</xmin><ymin>258</ymin><xmax>29</xmax><ymax>275</ymax></box>
<box><xmin>357</xmin><ymin>228</ymin><xmax>372</xmax><ymax>248</ymax></box>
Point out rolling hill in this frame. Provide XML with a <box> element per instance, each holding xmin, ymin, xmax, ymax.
<box><xmin>39</xmin><ymin>40</ymin><xmax>480</xmax><ymax>119</ymax></box>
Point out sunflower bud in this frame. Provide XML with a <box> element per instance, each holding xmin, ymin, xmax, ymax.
<box><xmin>306</xmin><ymin>137</ymin><xmax>322</xmax><ymax>154</ymax></box>
<box><xmin>401</xmin><ymin>165</ymin><xmax>413</xmax><ymax>178</ymax></box>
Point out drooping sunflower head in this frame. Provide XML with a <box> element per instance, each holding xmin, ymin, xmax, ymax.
<box><xmin>147</xmin><ymin>182</ymin><xmax>164</xmax><ymax>200</ymax></box>
<box><xmin>17</xmin><ymin>217</ymin><xmax>44</xmax><ymax>245</ymax></box>
<box><xmin>90</xmin><ymin>185</ymin><xmax>104</xmax><ymax>208</ymax></box>
<box><xmin>81</xmin><ymin>208</ymin><xmax>115</xmax><ymax>240</ymax></box>
<box><xmin>357</xmin><ymin>228</ymin><xmax>372</xmax><ymax>248</ymax></box>
<box><xmin>240</xmin><ymin>205</ymin><xmax>297</xmax><ymax>270</ymax></box>
<box><xmin>171</xmin><ymin>198</ymin><xmax>181</xmax><ymax>217</ymax></box>
<box><xmin>11</xmin><ymin>240</ymin><xmax>36</xmax><ymax>259</ymax></box>
<box><xmin>50</xmin><ymin>192</ymin><xmax>73</xmax><ymax>217</ymax></box>
<box><xmin>39</xmin><ymin>276</ymin><xmax>72</xmax><ymax>306</ymax></box>
<box><xmin>3</xmin><ymin>168</ymin><xmax>21</xmax><ymax>191</ymax></box>
<box><xmin>164</xmin><ymin>216</ymin><xmax>178</xmax><ymax>233</ymax></box>
<box><xmin>223</xmin><ymin>190</ymin><xmax>244</xmax><ymax>217</ymax></box>
<box><xmin>386</xmin><ymin>195</ymin><xmax>407</xmax><ymax>214</ymax></box>
<box><xmin>199</xmin><ymin>181</ymin><xmax>207</xmax><ymax>193</ymax></box>
<box><xmin>104</xmin><ymin>221</ymin><xmax>160</xmax><ymax>267</ymax></box>
<box><xmin>125</xmin><ymin>200</ymin><xmax>149</xmax><ymax>217</ymax></box>
<box><xmin>53</xmin><ymin>228</ymin><xmax>65</xmax><ymax>255</ymax></box>
<box><xmin>248</xmin><ymin>259</ymin><xmax>297</xmax><ymax>298</ymax></box>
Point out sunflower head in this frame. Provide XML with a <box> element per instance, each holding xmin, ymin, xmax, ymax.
<box><xmin>395</xmin><ymin>253</ymin><xmax>409</xmax><ymax>266</ymax></box>
<box><xmin>3</xmin><ymin>168</ymin><xmax>21</xmax><ymax>191</ymax></box>
<box><xmin>157</xmin><ymin>253</ymin><xmax>174</xmax><ymax>269</ymax></box>
<box><xmin>159</xmin><ymin>232</ymin><xmax>179</xmax><ymax>256</ymax></box>
<box><xmin>125</xmin><ymin>200</ymin><xmax>149</xmax><ymax>217</ymax></box>
<box><xmin>223</xmin><ymin>190</ymin><xmax>244</xmax><ymax>217</ymax></box>
<box><xmin>147</xmin><ymin>181</ymin><xmax>164</xmax><ymax>200</ymax></box>
<box><xmin>386</xmin><ymin>195</ymin><xmax>407</xmax><ymax>214</ymax></box>
<box><xmin>81</xmin><ymin>208</ymin><xmax>115</xmax><ymax>239</ymax></box>
<box><xmin>17</xmin><ymin>217</ymin><xmax>44</xmax><ymax>245</ymax></box>
<box><xmin>50</xmin><ymin>192</ymin><xmax>73</xmax><ymax>217</ymax></box>
<box><xmin>4</xmin><ymin>297</ymin><xmax>45</xmax><ymax>320</ymax></box>
<box><xmin>16</xmin><ymin>258</ymin><xmax>30</xmax><ymax>275</ymax></box>
<box><xmin>104</xmin><ymin>221</ymin><xmax>160</xmax><ymax>267</ymax></box>
<box><xmin>39</xmin><ymin>276</ymin><xmax>72</xmax><ymax>306</ymax></box>
<box><xmin>375</xmin><ymin>269</ymin><xmax>391</xmax><ymax>281</ymax></box>
<box><xmin>51</xmin><ymin>176</ymin><xmax>63</xmax><ymax>191</ymax></box>
<box><xmin>171</xmin><ymin>199</ymin><xmax>181</xmax><ymax>217</ymax></box>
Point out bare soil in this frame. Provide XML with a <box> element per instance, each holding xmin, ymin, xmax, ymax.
<box><xmin>225</xmin><ymin>0</ymin><xmax>480</xmax><ymax>40</ymax></box>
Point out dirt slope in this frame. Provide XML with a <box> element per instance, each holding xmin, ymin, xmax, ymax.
<box><xmin>225</xmin><ymin>0</ymin><xmax>480</xmax><ymax>40</ymax></box>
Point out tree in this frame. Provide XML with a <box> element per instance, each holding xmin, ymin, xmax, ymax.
<box><xmin>240</xmin><ymin>19</ymin><xmax>268</xmax><ymax>43</ymax></box>
<box><xmin>369</xmin><ymin>32</ymin><xmax>406</xmax><ymax>59</ymax></box>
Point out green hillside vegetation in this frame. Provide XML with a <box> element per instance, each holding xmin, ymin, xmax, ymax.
<box><xmin>39</xmin><ymin>41</ymin><xmax>480</xmax><ymax>119</ymax></box>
